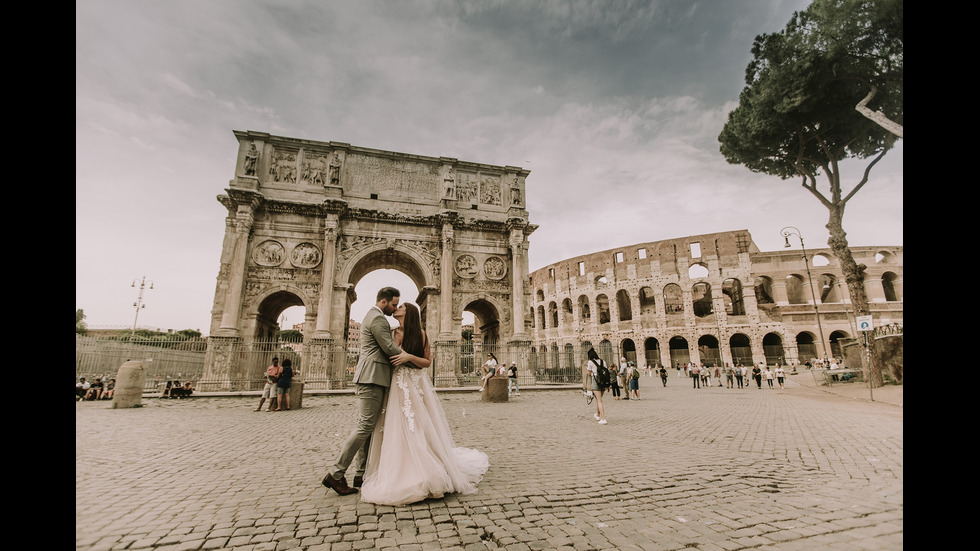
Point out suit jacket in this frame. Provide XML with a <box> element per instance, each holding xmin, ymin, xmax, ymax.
<box><xmin>351</xmin><ymin>306</ymin><xmax>403</xmax><ymax>388</ymax></box>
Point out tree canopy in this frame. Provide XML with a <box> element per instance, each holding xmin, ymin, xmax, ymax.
<box><xmin>719</xmin><ymin>0</ymin><xmax>901</xmax><ymax>191</ymax></box>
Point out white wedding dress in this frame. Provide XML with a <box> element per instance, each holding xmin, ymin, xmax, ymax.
<box><xmin>360</xmin><ymin>366</ymin><xmax>490</xmax><ymax>506</ymax></box>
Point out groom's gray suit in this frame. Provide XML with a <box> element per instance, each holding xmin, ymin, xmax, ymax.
<box><xmin>330</xmin><ymin>305</ymin><xmax>403</xmax><ymax>480</ymax></box>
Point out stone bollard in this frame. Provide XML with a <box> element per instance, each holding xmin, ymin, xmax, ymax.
<box><xmin>482</xmin><ymin>376</ymin><xmax>509</xmax><ymax>403</ymax></box>
<box><xmin>112</xmin><ymin>360</ymin><xmax>146</xmax><ymax>409</ymax></box>
<box><xmin>287</xmin><ymin>381</ymin><xmax>303</xmax><ymax>410</ymax></box>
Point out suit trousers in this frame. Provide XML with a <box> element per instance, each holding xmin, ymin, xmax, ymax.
<box><xmin>331</xmin><ymin>383</ymin><xmax>387</xmax><ymax>479</ymax></box>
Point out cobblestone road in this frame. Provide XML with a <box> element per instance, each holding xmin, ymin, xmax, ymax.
<box><xmin>76</xmin><ymin>378</ymin><xmax>902</xmax><ymax>551</ymax></box>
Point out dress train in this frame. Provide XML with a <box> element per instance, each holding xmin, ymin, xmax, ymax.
<box><xmin>360</xmin><ymin>367</ymin><xmax>489</xmax><ymax>506</ymax></box>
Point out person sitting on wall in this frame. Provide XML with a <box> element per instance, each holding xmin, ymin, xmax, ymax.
<box><xmin>76</xmin><ymin>378</ymin><xmax>90</xmax><ymax>400</ymax></box>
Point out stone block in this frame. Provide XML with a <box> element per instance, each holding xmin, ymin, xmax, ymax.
<box><xmin>482</xmin><ymin>376</ymin><xmax>508</xmax><ymax>403</ymax></box>
<box><xmin>112</xmin><ymin>360</ymin><xmax>146</xmax><ymax>409</ymax></box>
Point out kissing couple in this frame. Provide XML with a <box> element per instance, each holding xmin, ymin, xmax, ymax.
<box><xmin>322</xmin><ymin>286</ymin><xmax>490</xmax><ymax>505</ymax></box>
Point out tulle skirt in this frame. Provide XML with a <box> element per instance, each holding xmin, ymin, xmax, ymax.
<box><xmin>360</xmin><ymin>367</ymin><xmax>489</xmax><ymax>506</ymax></box>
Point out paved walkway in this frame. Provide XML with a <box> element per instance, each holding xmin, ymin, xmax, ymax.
<box><xmin>77</xmin><ymin>376</ymin><xmax>902</xmax><ymax>550</ymax></box>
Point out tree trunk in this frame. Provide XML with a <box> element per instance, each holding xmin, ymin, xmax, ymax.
<box><xmin>825</xmin><ymin>206</ymin><xmax>884</xmax><ymax>387</ymax></box>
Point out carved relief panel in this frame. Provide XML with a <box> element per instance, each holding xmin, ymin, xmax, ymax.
<box><xmin>269</xmin><ymin>148</ymin><xmax>299</xmax><ymax>183</ymax></box>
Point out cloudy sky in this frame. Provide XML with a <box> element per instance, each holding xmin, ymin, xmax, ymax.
<box><xmin>76</xmin><ymin>0</ymin><xmax>903</xmax><ymax>335</ymax></box>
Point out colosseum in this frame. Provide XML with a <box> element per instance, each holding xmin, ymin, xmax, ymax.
<box><xmin>527</xmin><ymin>229</ymin><xmax>903</xmax><ymax>373</ymax></box>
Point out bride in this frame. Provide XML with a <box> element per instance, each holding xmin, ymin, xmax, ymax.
<box><xmin>359</xmin><ymin>302</ymin><xmax>490</xmax><ymax>506</ymax></box>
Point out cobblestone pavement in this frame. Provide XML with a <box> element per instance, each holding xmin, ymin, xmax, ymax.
<box><xmin>76</xmin><ymin>377</ymin><xmax>902</xmax><ymax>551</ymax></box>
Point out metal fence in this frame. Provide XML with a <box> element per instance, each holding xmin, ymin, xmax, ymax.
<box><xmin>75</xmin><ymin>335</ymin><xmax>577</xmax><ymax>393</ymax></box>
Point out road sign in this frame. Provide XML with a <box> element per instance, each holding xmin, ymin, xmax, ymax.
<box><xmin>856</xmin><ymin>315</ymin><xmax>873</xmax><ymax>332</ymax></box>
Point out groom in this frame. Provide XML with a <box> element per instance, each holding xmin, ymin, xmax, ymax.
<box><xmin>322</xmin><ymin>286</ymin><xmax>413</xmax><ymax>495</ymax></box>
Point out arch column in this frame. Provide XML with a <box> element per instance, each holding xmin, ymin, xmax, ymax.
<box><xmin>312</xmin><ymin>219</ymin><xmax>339</xmax><ymax>339</ymax></box>
<box><xmin>440</xmin><ymin>223</ymin><xmax>455</xmax><ymax>337</ymax></box>
<box><xmin>217</xmin><ymin>204</ymin><xmax>255</xmax><ymax>336</ymax></box>
<box><xmin>510</xmin><ymin>228</ymin><xmax>528</xmax><ymax>339</ymax></box>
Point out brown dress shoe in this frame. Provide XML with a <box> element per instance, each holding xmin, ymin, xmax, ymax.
<box><xmin>322</xmin><ymin>473</ymin><xmax>358</xmax><ymax>495</ymax></box>
<box><xmin>352</xmin><ymin>475</ymin><xmax>363</xmax><ymax>488</ymax></box>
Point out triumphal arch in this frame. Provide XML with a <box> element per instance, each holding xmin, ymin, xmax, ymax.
<box><xmin>203</xmin><ymin>130</ymin><xmax>536</xmax><ymax>389</ymax></box>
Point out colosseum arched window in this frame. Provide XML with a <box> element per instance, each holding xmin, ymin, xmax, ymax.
<box><xmin>596</xmin><ymin>294</ymin><xmax>611</xmax><ymax>324</ymax></box>
<box><xmin>536</xmin><ymin>289</ymin><xmax>545</xmax><ymax>302</ymax></box>
<box><xmin>755</xmin><ymin>276</ymin><xmax>774</xmax><ymax>304</ymax></box>
<box><xmin>578</xmin><ymin>295</ymin><xmax>591</xmax><ymax>320</ymax></box>
<box><xmin>616</xmin><ymin>289</ymin><xmax>632</xmax><ymax>321</ymax></box>
<box><xmin>785</xmin><ymin>274</ymin><xmax>807</xmax><ymax>305</ymax></box>
<box><xmin>561</xmin><ymin>298</ymin><xmax>574</xmax><ymax>326</ymax></box>
<box><xmin>818</xmin><ymin>273</ymin><xmax>839</xmax><ymax>303</ymax></box>
<box><xmin>663</xmin><ymin>283</ymin><xmax>683</xmax><ymax>313</ymax></box>
<box><xmin>689</xmin><ymin>263</ymin><xmax>709</xmax><ymax>279</ymax></box>
<box><xmin>882</xmin><ymin>271</ymin><xmax>901</xmax><ymax>301</ymax></box>
<box><xmin>639</xmin><ymin>286</ymin><xmax>656</xmax><ymax>316</ymax></box>
<box><xmin>537</xmin><ymin>305</ymin><xmax>546</xmax><ymax>329</ymax></box>
<box><xmin>549</xmin><ymin>301</ymin><xmax>559</xmax><ymax>328</ymax></box>
<box><xmin>692</xmin><ymin>282</ymin><xmax>713</xmax><ymax>318</ymax></box>
<box><xmin>723</xmin><ymin>278</ymin><xmax>746</xmax><ymax>315</ymax></box>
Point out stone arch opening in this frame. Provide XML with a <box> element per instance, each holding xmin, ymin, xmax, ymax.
<box><xmin>722</xmin><ymin>278</ymin><xmax>745</xmax><ymax>315</ymax></box>
<box><xmin>596</xmin><ymin>294</ymin><xmax>611</xmax><ymax>324</ymax></box>
<box><xmin>829</xmin><ymin>330</ymin><xmax>851</xmax><ymax>359</ymax></box>
<box><xmin>818</xmin><ymin>273</ymin><xmax>839</xmax><ymax>303</ymax></box>
<box><xmin>561</xmin><ymin>298</ymin><xmax>573</xmax><ymax>327</ymax></box>
<box><xmin>252</xmin><ymin>289</ymin><xmax>309</xmax><ymax>341</ymax></box>
<box><xmin>882</xmin><ymin>271</ymin><xmax>901</xmax><ymax>301</ymax></box>
<box><xmin>578</xmin><ymin>295</ymin><xmax>591</xmax><ymax>321</ymax></box>
<box><xmin>794</xmin><ymin>331</ymin><xmax>818</xmax><ymax>363</ymax></box>
<box><xmin>616</xmin><ymin>289</ymin><xmax>632</xmax><ymax>321</ymax></box>
<box><xmin>754</xmin><ymin>276</ymin><xmax>774</xmax><ymax>304</ymax></box>
<box><xmin>785</xmin><ymin>274</ymin><xmax>807</xmax><ymax>304</ymax></box>
<box><xmin>668</xmin><ymin>336</ymin><xmax>690</xmax><ymax>367</ymax></box>
<box><xmin>597</xmin><ymin>339</ymin><xmax>615</xmax><ymax>368</ymax></box>
<box><xmin>464</xmin><ymin>298</ymin><xmax>501</xmax><ymax>356</ymax></box>
<box><xmin>639</xmin><ymin>286</ymin><xmax>656</xmax><ymax>317</ymax></box>
<box><xmin>621</xmin><ymin>338</ymin><xmax>636</xmax><ymax>365</ymax></box>
<box><xmin>762</xmin><ymin>332</ymin><xmax>784</xmax><ymax>365</ymax></box>
<box><xmin>664</xmin><ymin>283</ymin><xmax>683</xmax><ymax>314</ymax></box>
<box><xmin>698</xmin><ymin>334</ymin><xmax>721</xmax><ymax>366</ymax></box>
<box><xmin>644</xmin><ymin>337</ymin><xmax>661</xmax><ymax>367</ymax></box>
<box><xmin>729</xmin><ymin>333</ymin><xmax>753</xmax><ymax>366</ymax></box>
<box><xmin>692</xmin><ymin>282</ymin><xmax>713</xmax><ymax>318</ymax></box>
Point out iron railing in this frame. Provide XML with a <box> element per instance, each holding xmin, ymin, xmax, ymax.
<box><xmin>75</xmin><ymin>335</ymin><xmax>578</xmax><ymax>393</ymax></box>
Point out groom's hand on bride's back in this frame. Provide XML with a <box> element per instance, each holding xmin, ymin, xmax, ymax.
<box><xmin>390</xmin><ymin>350</ymin><xmax>418</xmax><ymax>367</ymax></box>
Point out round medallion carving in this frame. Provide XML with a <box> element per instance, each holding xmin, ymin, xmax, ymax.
<box><xmin>253</xmin><ymin>240</ymin><xmax>285</xmax><ymax>266</ymax></box>
<box><xmin>484</xmin><ymin>256</ymin><xmax>507</xmax><ymax>280</ymax></box>
<box><xmin>455</xmin><ymin>254</ymin><xmax>479</xmax><ymax>278</ymax></box>
<box><xmin>291</xmin><ymin>242</ymin><xmax>322</xmax><ymax>268</ymax></box>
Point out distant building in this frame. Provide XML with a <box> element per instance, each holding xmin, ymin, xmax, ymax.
<box><xmin>528</xmin><ymin>229</ymin><xmax>902</xmax><ymax>370</ymax></box>
<box><xmin>346</xmin><ymin>319</ymin><xmax>361</xmax><ymax>355</ymax></box>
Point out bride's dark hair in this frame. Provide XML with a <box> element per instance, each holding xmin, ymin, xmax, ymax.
<box><xmin>400</xmin><ymin>302</ymin><xmax>426</xmax><ymax>358</ymax></box>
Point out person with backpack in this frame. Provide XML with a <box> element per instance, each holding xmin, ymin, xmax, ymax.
<box><xmin>585</xmin><ymin>348</ymin><xmax>609</xmax><ymax>424</ymax></box>
<box><xmin>628</xmin><ymin>362</ymin><xmax>640</xmax><ymax>400</ymax></box>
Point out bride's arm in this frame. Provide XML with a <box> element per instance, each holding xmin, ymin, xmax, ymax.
<box><xmin>389</xmin><ymin>331</ymin><xmax>431</xmax><ymax>368</ymax></box>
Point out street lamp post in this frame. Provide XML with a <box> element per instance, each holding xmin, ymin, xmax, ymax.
<box><xmin>780</xmin><ymin>227</ymin><xmax>827</xmax><ymax>366</ymax></box>
<box><xmin>131</xmin><ymin>276</ymin><xmax>154</xmax><ymax>339</ymax></box>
